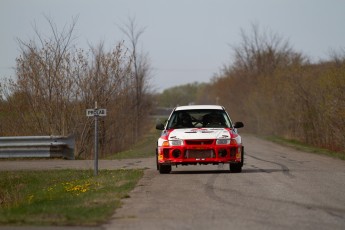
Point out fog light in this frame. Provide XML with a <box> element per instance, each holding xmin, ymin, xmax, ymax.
<box><xmin>172</xmin><ymin>149</ymin><xmax>181</xmax><ymax>158</ymax></box>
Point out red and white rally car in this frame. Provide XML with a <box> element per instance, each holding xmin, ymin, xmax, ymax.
<box><xmin>155</xmin><ymin>105</ymin><xmax>244</xmax><ymax>174</ymax></box>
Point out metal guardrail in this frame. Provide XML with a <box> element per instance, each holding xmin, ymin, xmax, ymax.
<box><xmin>0</xmin><ymin>135</ymin><xmax>75</xmax><ymax>160</ymax></box>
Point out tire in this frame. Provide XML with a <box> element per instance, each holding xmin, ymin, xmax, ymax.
<box><xmin>230</xmin><ymin>163</ymin><xmax>242</xmax><ymax>173</ymax></box>
<box><xmin>240</xmin><ymin>146</ymin><xmax>244</xmax><ymax>167</ymax></box>
<box><xmin>156</xmin><ymin>148</ymin><xmax>159</xmax><ymax>170</ymax></box>
<box><xmin>230</xmin><ymin>147</ymin><xmax>244</xmax><ymax>173</ymax></box>
<box><xmin>159</xmin><ymin>164</ymin><xmax>172</xmax><ymax>174</ymax></box>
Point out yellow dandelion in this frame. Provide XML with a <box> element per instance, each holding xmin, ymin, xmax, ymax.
<box><xmin>27</xmin><ymin>194</ymin><xmax>34</xmax><ymax>204</ymax></box>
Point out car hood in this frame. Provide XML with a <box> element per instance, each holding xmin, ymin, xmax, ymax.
<box><xmin>168</xmin><ymin>128</ymin><xmax>231</xmax><ymax>140</ymax></box>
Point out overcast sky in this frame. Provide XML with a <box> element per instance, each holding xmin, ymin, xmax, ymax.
<box><xmin>1</xmin><ymin>0</ymin><xmax>345</xmax><ymax>92</ymax></box>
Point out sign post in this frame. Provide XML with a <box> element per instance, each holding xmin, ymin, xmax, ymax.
<box><xmin>86</xmin><ymin>102</ymin><xmax>107</xmax><ymax>176</ymax></box>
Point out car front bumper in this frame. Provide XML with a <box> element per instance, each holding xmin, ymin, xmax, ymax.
<box><xmin>157</xmin><ymin>144</ymin><xmax>243</xmax><ymax>166</ymax></box>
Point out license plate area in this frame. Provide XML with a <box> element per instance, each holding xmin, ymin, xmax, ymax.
<box><xmin>185</xmin><ymin>149</ymin><xmax>215</xmax><ymax>158</ymax></box>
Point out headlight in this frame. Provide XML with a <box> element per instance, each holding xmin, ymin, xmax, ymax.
<box><xmin>216</xmin><ymin>139</ymin><xmax>230</xmax><ymax>145</ymax></box>
<box><xmin>169</xmin><ymin>140</ymin><xmax>183</xmax><ymax>146</ymax></box>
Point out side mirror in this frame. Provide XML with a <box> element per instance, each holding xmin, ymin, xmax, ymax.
<box><xmin>156</xmin><ymin>123</ymin><xmax>165</xmax><ymax>130</ymax></box>
<box><xmin>233</xmin><ymin>122</ymin><xmax>244</xmax><ymax>129</ymax></box>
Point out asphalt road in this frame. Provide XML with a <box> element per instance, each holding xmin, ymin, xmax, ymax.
<box><xmin>1</xmin><ymin>135</ymin><xmax>345</xmax><ymax>230</ymax></box>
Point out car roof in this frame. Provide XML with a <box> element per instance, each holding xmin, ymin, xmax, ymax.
<box><xmin>174</xmin><ymin>105</ymin><xmax>224</xmax><ymax>111</ymax></box>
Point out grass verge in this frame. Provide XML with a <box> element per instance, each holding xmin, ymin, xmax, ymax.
<box><xmin>265</xmin><ymin>136</ymin><xmax>345</xmax><ymax>161</ymax></box>
<box><xmin>107</xmin><ymin>127</ymin><xmax>161</xmax><ymax>160</ymax></box>
<box><xmin>0</xmin><ymin>169</ymin><xmax>143</xmax><ymax>226</ymax></box>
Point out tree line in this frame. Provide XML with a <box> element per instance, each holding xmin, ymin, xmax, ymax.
<box><xmin>0</xmin><ymin>17</ymin><xmax>153</xmax><ymax>159</ymax></box>
<box><xmin>1</xmin><ymin>19</ymin><xmax>344</xmax><ymax>156</ymax></box>
<box><xmin>157</xmin><ymin>25</ymin><xmax>345</xmax><ymax>154</ymax></box>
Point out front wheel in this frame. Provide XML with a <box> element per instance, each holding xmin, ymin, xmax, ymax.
<box><xmin>156</xmin><ymin>148</ymin><xmax>159</xmax><ymax>170</ymax></box>
<box><xmin>230</xmin><ymin>147</ymin><xmax>244</xmax><ymax>173</ymax></box>
<box><xmin>159</xmin><ymin>164</ymin><xmax>172</xmax><ymax>174</ymax></box>
<box><xmin>230</xmin><ymin>163</ymin><xmax>242</xmax><ymax>173</ymax></box>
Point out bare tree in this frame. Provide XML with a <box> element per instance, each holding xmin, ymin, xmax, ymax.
<box><xmin>119</xmin><ymin>17</ymin><xmax>152</xmax><ymax>141</ymax></box>
<box><xmin>210</xmin><ymin>24</ymin><xmax>306</xmax><ymax>133</ymax></box>
<box><xmin>205</xmin><ymin>24</ymin><xmax>345</xmax><ymax>154</ymax></box>
<box><xmin>11</xmin><ymin>16</ymin><xmax>79</xmax><ymax>135</ymax></box>
<box><xmin>1</xmin><ymin>16</ymin><xmax>147</xmax><ymax>159</ymax></box>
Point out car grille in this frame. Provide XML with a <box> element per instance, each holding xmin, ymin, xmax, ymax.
<box><xmin>185</xmin><ymin>140</ymin><xmax>214</xmax><ymax>145</ymax></box>
<box><xmin>185</xmin><ymin>149</ymin><xmax>215</xmax><ymax>158</ymax></box>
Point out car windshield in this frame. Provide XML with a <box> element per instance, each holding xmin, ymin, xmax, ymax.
<box><xmin>166</xmin><ymin>109</ymin><xmax>232</xmax><ymax>129</ymax></box>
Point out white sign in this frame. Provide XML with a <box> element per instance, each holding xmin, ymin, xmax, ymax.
<box><xmin>86</xmin><ymin>109</ymin><xmax>107</xmax><ymax>117</ymax></box>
